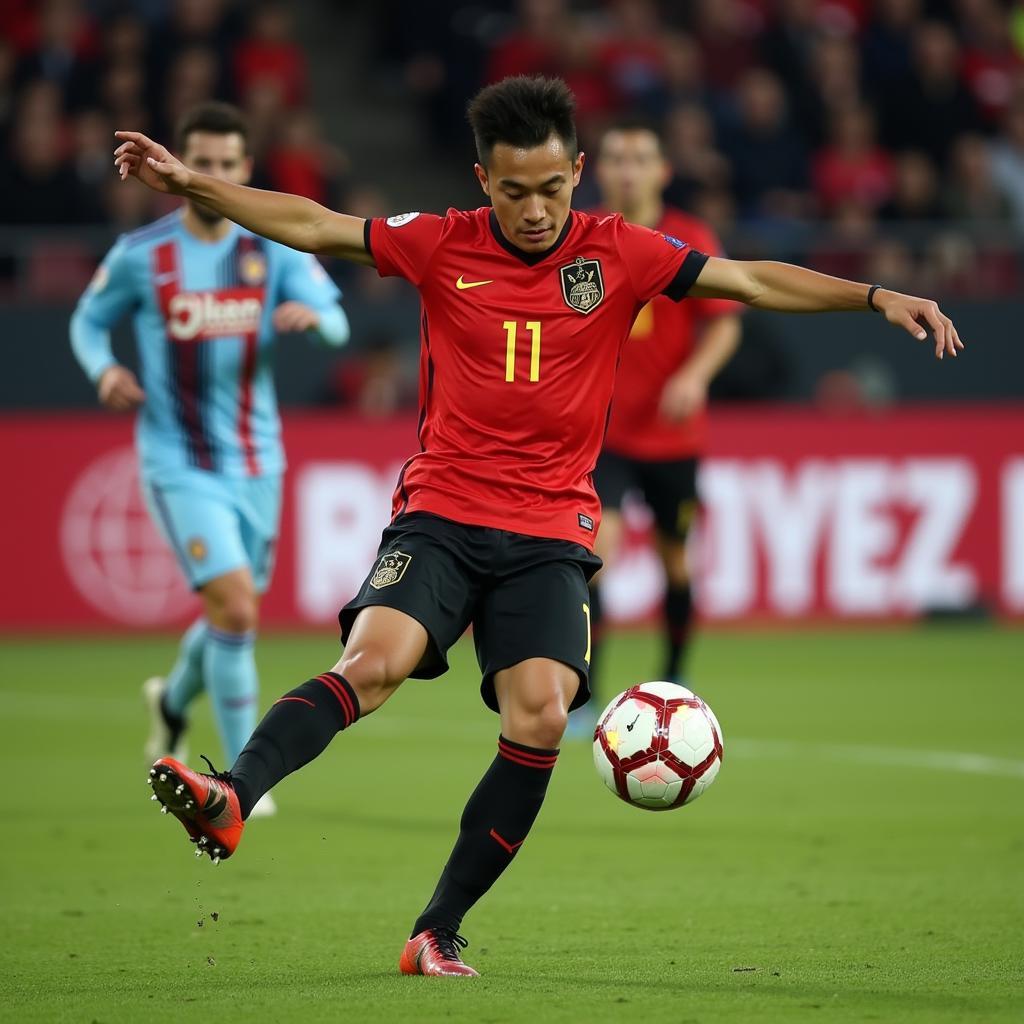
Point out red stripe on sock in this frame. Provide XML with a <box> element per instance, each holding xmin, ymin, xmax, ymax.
<box><xmin>498</xmin><ymin>740</ymin><xmax>558</xmax><ymax>768</ymax></box>
<box><xmin>320</xmin><ymin>674</ymin><xmax>355</xmax><ymax>724</ymax></box>
<box><xmin>489</xmin><ymin>828</ymin><xmax>524</xmax><ymax>854</ymax></box>
<box><xmin>274</xmin><ymin>696</ymin><xmax>315</xmax><ymax>708</ymax></box>
<box><xmin>316</xmin><ymin>673</ymin><xmax>354</xmax><ymax>726</ymax></box>
<box><xmin>498</xmin><ymin>748</ymin><xmax>558</xmax><ymax>770</ymax></box>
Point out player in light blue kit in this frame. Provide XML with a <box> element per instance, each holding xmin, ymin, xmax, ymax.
<box><xmin>71</xmin><ymin>103</ymin><xmax>349</xmax><ymax>816</ymax></box>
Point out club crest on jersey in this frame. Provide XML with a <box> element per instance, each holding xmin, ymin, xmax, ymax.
<box><xmin>560</xmin><ymin>257</ymin><xmax>605</xmax><ymax>315</ymax></box>
<box><xmin>239</xmin><ymin>249</ymin><xmax>267</xmax><ymax>285</ymax></box>
<box><xmin>370</xmin><ymin>550</ymin><xmax>412</xmax><ymax>589</ymax></box>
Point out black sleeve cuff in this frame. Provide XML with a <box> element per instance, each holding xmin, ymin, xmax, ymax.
<box><xmin>362</xmin><ymin>218</ymin><xmax>374</xmax><ymax>262</ymax></box>
<box><xmin>662</xmin><ymin>250</ymin><xmax>709</xmax><ymax>302</ymax></box>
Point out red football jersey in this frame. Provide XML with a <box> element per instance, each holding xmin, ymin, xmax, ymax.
<box><xmin>603</xmin><ymin>208</ymin><xmax>741</xmax><ymax>460</ymax></box>
<box><xmin>366</xmin><ymin>207</ymin><xmax>708</xmax><ymax>548</ymax></box>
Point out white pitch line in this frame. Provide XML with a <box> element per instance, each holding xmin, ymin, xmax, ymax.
<box><xmin>2</xmin><ymin>696</ymin><xmax>1021</xmax><ymax>780</ymax></box>
<box><xmin>728</xmin><ymin>738</ymin><xmax>1024</xmax><ymax>780</ymax></box>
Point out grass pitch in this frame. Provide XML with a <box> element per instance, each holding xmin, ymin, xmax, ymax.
<box><xmin>1</xmin><ymin>625</ymin><xmax>1022</xmax><ymax>1024</ymax></box>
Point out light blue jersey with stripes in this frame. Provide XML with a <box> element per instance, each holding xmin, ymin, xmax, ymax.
<box><xmin>71</xmin><ymin>210</ymin><xmax>348</xmax><ymax>478</ymax></box>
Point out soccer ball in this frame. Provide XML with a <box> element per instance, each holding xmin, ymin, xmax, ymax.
<box><xmin>593</xmin><ymin>682</ymin><xmax>724</xmax><ymax>811</ymax></box>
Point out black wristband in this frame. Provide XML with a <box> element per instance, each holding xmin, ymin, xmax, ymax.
<box><xmin>867</xmin><ymin>284</ymin><xmax>882</xmax><ymax>312</ymax></box>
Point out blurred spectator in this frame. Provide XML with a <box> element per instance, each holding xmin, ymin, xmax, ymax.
<box><xmin>596</xmin><ymin>0</ymin><xmax>666</xmax><ymax>114</ymax></box>
<box><xmin>862</xmin><ymin>0</ymin><xmax>921</xmax><ymax>97</ymax></box>
<box><xmin>812</xmin><ymin>106</ymin><xmax>895</xmax><ymax>215</ymax></box>
<box><xmin>808</xmin><ymin>198</ymin><xmax>875</xmax><ymax>280</ymax></box>
<box><xmin>98</xmin><ymin>58</ymin><xmax>150</xmax><ymax>133</ymax></box>
<box><xmin>13</xmin><ymin>0</ymin><xmax>97</xmax><ymax>111</ymax></box>
<box><xmin>864</xmin><ymin>236</ymin><xmax>919</xmax><ymax>292</ymax></box>
<box><xmin>879</xmin><ymin>151</ymin><xmax>944</xmax><ymax>222</ymax></box>
<box><xmin>102</xmin><ymin>12</ymin><xmax>147</xmax><ymax>67</ymax></box>
<box><xmin>690</xmin><ymin>0</ymin><xmax>761</xmax><ymax>92</ymax></box>
<box><xmin>958</xmin><ymin>0</ymin><xmax>1022</xmax><ymax>126</ymax></box>
<box><xmin>152</xmin><ymin>0</ymin><xmax>235</xmax><ymax>112</ymax></box>
<box><xmin>881</xmin><ymin>21</ymin><xmax>984</xmax><ymax>166</ymax></box>
<box><xmin>688</xmin><ymin>186</ymin><xmax>738</xmax><ymax>239</ymax></box>
<box><xmin>72</xmin><ymin>107</ymin><xmax>113</xmax><ymax>194</ymax></box>
<box><xmin>0</xmin><ymin>40</ymin><xmax>16</xmax><ymax>136</ymax></box>
<box><xmin>759</xmin><ymin>0</ymin><xmax>821</xmax><ymax>104</ymax></box>
<box><xmin>803</xmin><ymin>35</ymin><xmax>864</xmax><ymax>144</ymax></box>
<box><xmin>554</xmin><ymin>18</ymin><xmax>615</xmax><ymax>146</ymax></box>
<box><xmin>944</xmin><ymin>133</ymin><xmax>1014</xmax><ymax>222</ymax></box>
<box><xmin>101</xmin><ymin>174</ymin><xmax>159</xmax><ymax>231</ymax></box>
<box><xmin>662</xmin><ymin>102</ymin><xmax>732</xmax><ymax>208</ymax></box>
<box><xmin>162</xmin><ymin>46</ymin><xmax>220</xmax><ymax>138</ymax></box>
<box><xmin>485</xmin><ymin>0</ymin><xmax>567</xmax><ymax>83</ymax></box>
<box><xmin>233</xmin><ymin>3</ymin><xmax>308</xmax><ymax>109</ymax></box>
<box><xmin>329</xmin><ymin>332</ymin><xmax>412</xmax><ymax>416</ymax></box>
<box><xmin>0</xmin><ymin>83</ymin><xmax>101</xmax><ymax>224</ymax></box>
<box><xmin>988</xmin><ymin>97</ymin><xmax>1024</xmax><ymax>229</ymax></box>
<box><xmin>721</xmin><ymin>68</ymin><xmax>810</xmax><ymax>222</ymax></box>
<box><xmin>241</xmin><ymin>77</ymin><xmax>288</xmax><ymax>170</ymax></box>
<box><xmin>265</xmin><ymin>109</ymin><xmax>349</xmax><ymax>206</ymax></box>
<box><xmin>658</xmin><ymin>32</ymin><xmax>706</xmax><ymax>111</ymax></box>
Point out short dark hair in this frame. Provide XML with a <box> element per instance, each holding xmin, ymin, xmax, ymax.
<box><xmin>175</xmin><ymin>101</ymin><xmax>249</xmax><ymax>153</ymax></box>
<box><xmin>599</xmin><ymin>117</ymin><xmax>665</xmax><ymax>155</ymax></box>
<box><xmin>466</xmin><ymin>76</ymin><xmax>578</xmax><ymax>166</ymax></box>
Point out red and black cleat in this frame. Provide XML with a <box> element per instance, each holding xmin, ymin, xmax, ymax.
<box><xmin>399</xmin><ymin>928</ymin><xmax>479</xmax><ymax>977</ymax></box>
<box><xmin>147</xmin><ymin>756</ymin><xmax>244</xmax><ymax>864</ymax></box>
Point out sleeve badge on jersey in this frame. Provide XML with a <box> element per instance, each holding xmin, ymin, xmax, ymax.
<box><xmin>370</xmin><ymin>550</ymin><xmax>412</xmax><ymax>589</ymax></box>
<box><xmin>661</xmin><ymin>234</ymin><xmax>686</xmax><ymax>249</ymax></box>
<box><xmin>560</xmin><ymin>257</ymin><xmax>605</xmax><ymax>315</ymax></box>
<box><xmin>386</xmin><ymin>212</ymin><xmax>420</xmax><ymax>227</ymax></box>
<box><xmin>239</xmin><ymin>249</ymin><xmax>268</xmax><ymax>285</ymax></box>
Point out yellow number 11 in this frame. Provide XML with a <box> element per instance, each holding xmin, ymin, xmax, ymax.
<box><xmin>504</xmin><ymin>320</ymin><xmax>541</xmax><ymax>382</ymax></box>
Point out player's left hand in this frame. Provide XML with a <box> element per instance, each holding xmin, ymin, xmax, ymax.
<box><xmin>272</xmin><ymin>302</ymin><xmax>320</xmax><ymax>333</ymax></box>
<box><xmin>873</xmin><ymin>289</ymin><xmax>964</xmax><ymax>360</ymax></box>
<box><xmin>659</xmin><ymin>369</ymin><xmax>708</xmax><ymax>421</ymax></box>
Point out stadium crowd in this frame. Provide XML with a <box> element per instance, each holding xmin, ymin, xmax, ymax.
<box><xmin>385</xmin><ymin>0</ymin><xmax>1024</xmax><ymax>294</ymax></box>
<box><xmin>1</xmin><ymin>0</ymin><xmax>1020</xmax><ymax>401</ymax></box>
<box><xmin>0</xmin><ymin>0</ymin><xmax>347</xmax><ymax>230</ymax></box>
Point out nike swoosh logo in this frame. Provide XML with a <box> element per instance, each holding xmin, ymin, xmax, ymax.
<box><xmin>455</xmin><ymin>275</ymin><xmax>494</xmax><ymax>290</ymax></box>
<box><xmin>626</xmin><ymin>714</ymin><xmax>641</xmax><ymax>732</ymax></box>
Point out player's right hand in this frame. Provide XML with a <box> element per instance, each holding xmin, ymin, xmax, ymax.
<box><xmin>98</xmin><ymin>365</ymin><xmax>146</xmax><ymax>412</ymax></box>
<box><xmin>114</xmin><ymin>131</ymin><xmax>192</xmax><ymax>195</ymax></box>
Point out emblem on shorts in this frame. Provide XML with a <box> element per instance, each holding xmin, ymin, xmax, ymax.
<box><xmin>187</xmin><ymin>537</ymin><xmax>207</xmax><ymax>561</ymax></box>
<box><xmin>578</xmin><ymin>513</ymin><xmax>594</xmax><ymax>531</ymax></box>
<box><xmin>560</xmin><ymin>257</ymin><xmax>604</xmax><ymax>315</ymax></box>
<box><xmin>370</xmin><ymin>550</ymin><xmax>412</xmax><ymax>589</ymax></box>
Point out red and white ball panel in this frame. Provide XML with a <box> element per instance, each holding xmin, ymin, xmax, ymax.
<box><xmin>593</xmin><ymin>681</ymin><xmax>724</xmax><ymax>811</ymax></box>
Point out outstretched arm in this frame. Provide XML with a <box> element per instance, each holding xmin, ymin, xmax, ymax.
<box><xmin>113</xmin><ymin>131</ymin><xmax>373</xmax><ymax>265</ymax></box>
<box><xmin>689</xmin><ymin>257</ymin><xmax>964</xmax><ymax>360</ymax></box>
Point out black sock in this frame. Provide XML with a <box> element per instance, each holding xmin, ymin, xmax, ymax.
<box><xmin>587</xmin><ymin>583</ymin><xmax>605</xmax><ymax>707</ymax></box>
<box><xmin>411</xmin><ymin>736</ymin><xmax>558</xmax><ymax>936</ymax></box>
<box><xmin>663</xmin><ymin>583</ymin><xmax>694</xmax><ymax>680</ymax></box>
<box><xmin>159</xmin><ymin>693</ymin><xmax>187</xmax><ymax>750</ymax></box>
<box><xmin>230</xmin><ymin>672</ymin><xmax>359</xmax><ymax>819</ymax></box>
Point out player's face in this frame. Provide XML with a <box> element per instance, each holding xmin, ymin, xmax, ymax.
<box><xmin>474</xmin><ymin>134</ymin><xmax>584</xmax><ymax>253</ymax></box>
<box><xmin>181</xmin><ymin>131</ymin><xmax>253</xmax><ymax>223</ymax></box>
<box><xmin>595</xmin><ymin>129</ymin><xmax>670</xmax><ymax>212</ymax></box>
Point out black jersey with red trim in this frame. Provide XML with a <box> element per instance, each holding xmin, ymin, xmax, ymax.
<box><xmin>366</xmin><ymin>206</ymin><xmax>707</xmax><ymax>548</ymax></box>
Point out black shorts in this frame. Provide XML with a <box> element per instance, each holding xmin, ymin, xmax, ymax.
<box><xmin>594</xmin><ymin>450</ymin><xmax>699</xmax><ymax>541</ymax></box>
<box><xmin>339</xmin><ymin>512</ymin><xmax>602</xmax><ymax>713</ymax></box>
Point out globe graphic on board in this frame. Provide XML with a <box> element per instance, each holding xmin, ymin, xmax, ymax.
<box><xmin>61</xmin><ymin>447</ymin><xmax>195</xmax><ymax>624</ymax></box>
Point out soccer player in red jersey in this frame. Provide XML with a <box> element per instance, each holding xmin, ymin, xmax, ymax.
<box><xmin>584</xmin><ymin>122</ymin><xmax>743</xmax><ymax>719</ymax></box>
<box><xmin>115</xmin><ymin>76</ymin><xmax>962</xmax><ymax>977</ymax></box>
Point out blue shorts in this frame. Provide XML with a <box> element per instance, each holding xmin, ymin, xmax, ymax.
<box><xmin>142</xmin><ymin>468</ymin><xmax>283</xmax><ymax>592</ymax></box>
